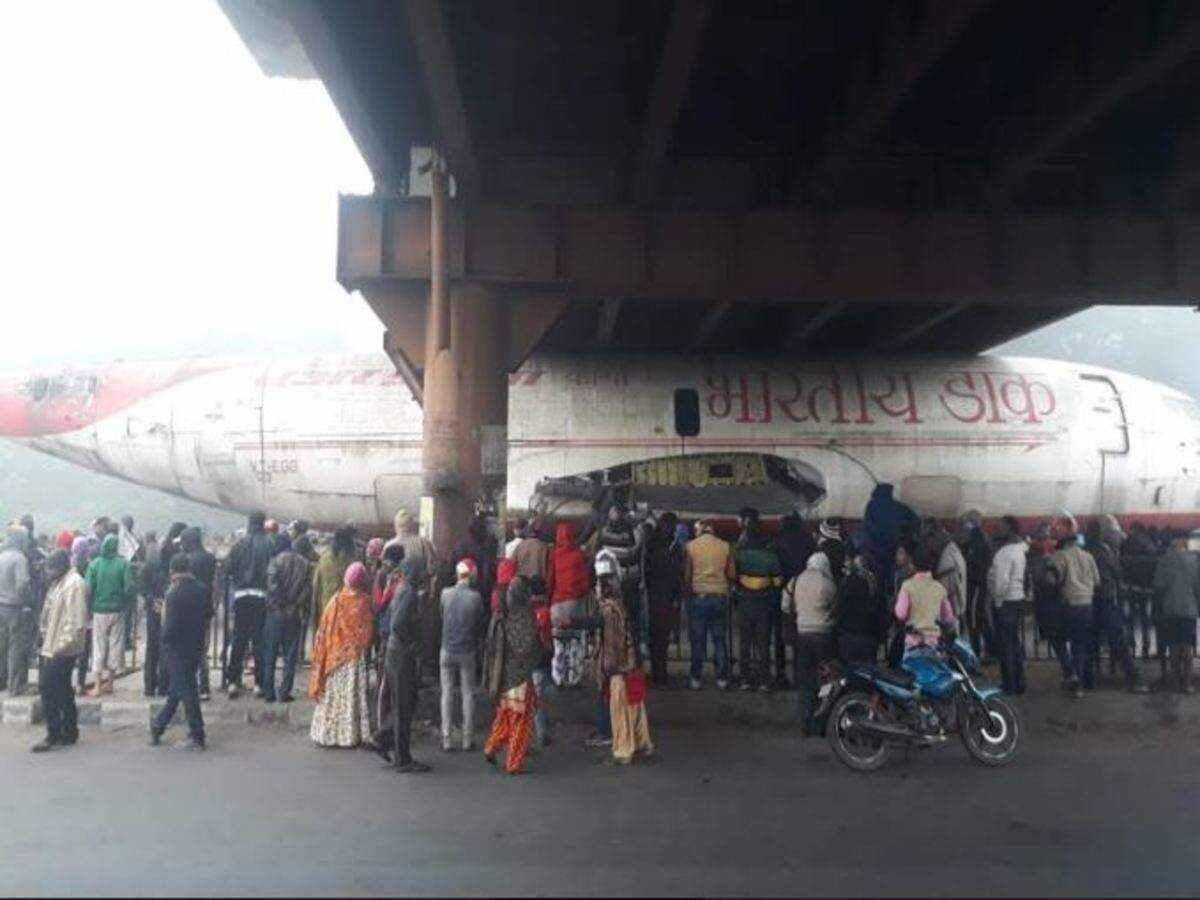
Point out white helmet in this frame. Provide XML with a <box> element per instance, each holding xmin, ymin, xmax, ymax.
<box><xmin>594</xmin><ymin>551</ymin><xmax>619</xmax><ymax>579</ymax></box>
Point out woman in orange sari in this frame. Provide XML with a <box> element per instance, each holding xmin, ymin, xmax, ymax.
<box><xmin>483</xmin><ymin>573</ymin><xmax>541</xmax><ymax>774</ymax></box>
<box><xmin>309</xmin><ymin>561</ymin><xmax>375</xmax><ymax>747</ymax></box>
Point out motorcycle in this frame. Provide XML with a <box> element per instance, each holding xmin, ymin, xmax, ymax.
<box><xmin>815</xmin><ymin>630</ymin><xmax>1021</xmax><ymax>772</ymax></box>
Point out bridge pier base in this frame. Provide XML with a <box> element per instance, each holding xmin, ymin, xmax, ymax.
<box><xmin>421</xmin><ymin>280</ymin><xmax>507</xmax><ymax>555</ymax></box>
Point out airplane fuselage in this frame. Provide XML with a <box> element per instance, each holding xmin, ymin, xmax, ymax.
<box><xmin>3</xmin><ymin>352</ymin><xmax>1199</xmax><ymax>530</ymax></box>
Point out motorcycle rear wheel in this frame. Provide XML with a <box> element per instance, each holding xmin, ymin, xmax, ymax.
<box><xmin>826</xmin><ymin>691</ymin><xmax>891</xmax><ymax>772</ymax></box>
<box><xmin>959</xmin><ymin>695</ymin><xmax>1020</xmax><ymax>766</ymax></box>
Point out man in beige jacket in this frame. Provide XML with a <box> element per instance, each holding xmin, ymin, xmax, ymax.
<box><xmin>34</xmin><ymin>550</ymin><xmax>88</xmax><ymax>752</ymax></box>
<box><xmin>1047</xmin><ymin>534</ymin><xmax>1100</xmax><ymax>699</ymax></box>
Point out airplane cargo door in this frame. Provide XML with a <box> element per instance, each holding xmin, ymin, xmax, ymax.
<box><xmin>1078</xmin><ymin>374</ymin><xmax>1130</xmax><ymax>512</ymax></box>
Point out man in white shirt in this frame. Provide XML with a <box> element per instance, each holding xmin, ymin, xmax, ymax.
<box><xmin>987</xmin><ymin>516</ymin><xmax>1029</xmax><ymax>695</ymax></box>
<box><xmin>503</xmin><ymin>518</ymin><xmax>527</xmax><ymax>560</ymax></box>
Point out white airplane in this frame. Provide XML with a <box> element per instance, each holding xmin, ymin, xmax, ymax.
<box><xmin>1</xmin><ymin>352</ymin><xmax>1198</xmax><ymax>531</ymax></box>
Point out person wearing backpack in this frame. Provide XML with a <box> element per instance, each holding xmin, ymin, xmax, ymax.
<box><xmin>1029</xmin><ymin>523</ymin><xmax>1074</xmax><ymax>685</ymax></box>
<box><xmin>782</xmin><ymin>551</ymin><xmax>836</xmax><ymax>736</ymax></box>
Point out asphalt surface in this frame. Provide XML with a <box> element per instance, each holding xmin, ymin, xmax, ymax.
<box><xmin>0</xmin><ymin>712</ymin><xmax>1195</xmax><ymax>897</ymax></box>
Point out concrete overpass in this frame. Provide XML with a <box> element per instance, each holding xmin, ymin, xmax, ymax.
<box><xmin>218</xmin><ymin>0</ymin><xmax>1200</xmax><ymax>546</ymax></box>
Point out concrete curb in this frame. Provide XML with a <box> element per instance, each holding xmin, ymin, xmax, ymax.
<box><xmin>0</xmin><ymin>696</ymin><xmax>318</xmax><ymax>730</ymax></box>
<box><xmin>6</xmin><ymin>664</ymin><xmax>1200</xmax><ymax>737</ymax></box>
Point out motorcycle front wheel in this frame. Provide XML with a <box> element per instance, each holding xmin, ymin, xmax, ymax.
<box><xmin>958</xmin><ymin>694</ymin><xmax>1021</xmax><ymax>766</ymax></box>
<box><xmin>826</xmin><ymin>691</ymin><xmax>891</xmax><ymax>772</ymax></box>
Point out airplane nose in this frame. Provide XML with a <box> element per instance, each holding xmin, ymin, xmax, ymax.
<box><xmin>0</xmin><ymin>375</ymin><xmax>35</xmax><ymax>437</ymax></box>
<box><xmin>0</xmin><ymin>372</ymin><xmax>99</xmax><ymax>437</ymax></box>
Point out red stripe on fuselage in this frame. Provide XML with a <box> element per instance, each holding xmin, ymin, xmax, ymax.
<box><xmin>0</xmin><ymin>361</ymin><xmax>235</xmax><ymax>437</ymax></box>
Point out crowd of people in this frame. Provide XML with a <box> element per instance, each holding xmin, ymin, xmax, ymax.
<box><xmin>0</xmin><ymin>514</ymin><xmax>223</xmax><ymax>751</ymax></box>
<box><xmin>4</xmin><ymin>485</ymin><xmax>1198</xmax><ymax>771</ymax></box>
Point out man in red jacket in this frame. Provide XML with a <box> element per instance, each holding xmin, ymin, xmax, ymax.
<box><xmin>547</xmin><ymin>522</ymin><xmax>590</xmax><ymax>687</ymax></box>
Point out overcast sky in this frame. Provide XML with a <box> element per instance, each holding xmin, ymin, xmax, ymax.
<box><xmin>0</xmin><ymin>0</ymin><xmax>381</xmax><ymax>369</ymax></box>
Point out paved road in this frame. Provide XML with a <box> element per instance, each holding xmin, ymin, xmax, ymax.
<box><xmin>0</xmin><ymin>718</ymin><xmax>1193</xmax><ymax>897</ymax></box>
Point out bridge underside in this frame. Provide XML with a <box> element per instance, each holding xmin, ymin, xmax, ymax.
<box><xmin>218</xmin><ymin>0</ymin><xmax>1200</xmax><ymax>542</ymax></box>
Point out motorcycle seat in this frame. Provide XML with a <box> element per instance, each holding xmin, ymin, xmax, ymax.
<box><xmin>862</xmin><ymin>666</ymin><xmax>916</xmax><ymax>689</ymax></box>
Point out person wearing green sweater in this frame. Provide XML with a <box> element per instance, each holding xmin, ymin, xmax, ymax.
<box><xmin>85</xmin><ymin>534</ymin><xmax>135</xmax><ymax>696</ymax></box>
<box><xmin>311</xmin><ymin>526</ymin><xmax>357</xmax><ymax>633</ymax></box>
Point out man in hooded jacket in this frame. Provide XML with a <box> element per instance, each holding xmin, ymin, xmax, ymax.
<box><xmin>1153</xmin><ymin>534</ymin><xmax>1200</xmax><ymax>693</ymax></box>
<box><xmin>85</xmin><ymin>533</ymin><xmax>136</xmax><ymax>696</ymax></box>
<box><xmin>547</xmin><ymin>521</ymin><xmax>590</xmax><ymax>687</ymax></box>
<box><xmin>862</xmin><ymin>484</ymin><xmax>917</xmax><ymax>595</ymax></box>
<box><xmin>0</xmin><ymin>526</ymin><xmax>33</xmax><ymax>694</ymax></box>
<box><xmin>18</xmin><ymin>515</ymin><xmax>45</xmax><ymax>693</ymax></box>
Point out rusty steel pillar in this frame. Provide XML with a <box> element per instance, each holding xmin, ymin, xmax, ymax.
<box><xmin>456</xmin><ymin>282</ymin><xmax>508</xmax><ymax>499</ymax></box>
<box><xmin>420</xmin><ymin>159</ymin><xmax>507</xmax><ymax>555</ymax></box>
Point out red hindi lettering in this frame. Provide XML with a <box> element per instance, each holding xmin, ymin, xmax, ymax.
<box><xmin>939</xmin><ymin>372</ymin><xmax>988</xmax><ymax>423</ymax></box>
<box><xmin>775</xmin><ymin>374</ymin><xmax>811</xmax><ymax>423</ymax></box>
<box><xmin>977</xmin><ymin>372</ymin><xmax>1003</xmax><ymax>424</ymax></box>
<box><xmin>807</xmin><ymin>368</ymin><xmax>850</xmax><ymax>424</ymax></box>
<box><xmin>868</xmin><ymin>372</ymin><xmax>922</xmax><ymax>424</ymax></box>
<box><xmin>734</xmin><ymin>374</ymin><xmax>758</xmax><ymax>423</ymax></box>
<box><xmin>998</xmin><ymin>373</ymin><xmax>1056</xmax><ymax>424</ymax></box>
<box><xmin>705</xmin><ymin>373</ymin><xmax>732</xmax><ymax>419</ymax></box>
<box><xmin>755</xmin><ymin>373</ymin><xmax>773</xmax><ymax>424</ymax></box>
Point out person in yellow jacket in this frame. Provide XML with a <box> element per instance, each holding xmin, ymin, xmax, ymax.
<box><xmin>683</xmin><ymin>521</ymin><xmax>735</xmax><ymax>690</ymax></box>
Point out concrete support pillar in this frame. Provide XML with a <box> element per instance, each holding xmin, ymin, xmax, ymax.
<box><xmin>420</xmin><ymin>161</ymin><xmax>508</xmax><ymax>554</ymax></box>
<box><xmin>421</xmin><ymin>280</ymin><xmax>507</xmax><ymax>554</ymax></box>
